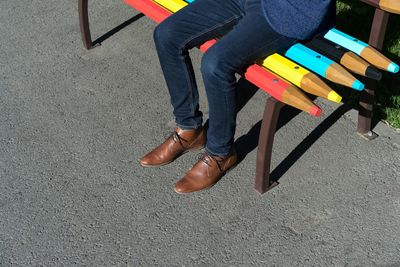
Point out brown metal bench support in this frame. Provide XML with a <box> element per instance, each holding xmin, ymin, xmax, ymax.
<box><xmin>357</xmin><ymin>8</ymin><xmax>390</xmax><ymax>139</ymax></box>
<box><xmin>255</xmin><ymin>97</ymin><xmax>283</xmax><ymax>193</ymax></box>
<box><xmin>79</xmin><ymin>0</ymin><xmax>92</xmax><ymax>49</ymax></box>
<box><xmin>254</xmin><ymin>7</ymin><xmax>392</xmax><ymax>193</ymax></box>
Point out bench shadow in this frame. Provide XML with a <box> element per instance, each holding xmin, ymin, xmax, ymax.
<box><xmin>93</xmin><ymin>13</ymin><xmax>145</xmax><ymax>46</ymax></box>
<box><xmin>269</xmin><ymin>103</ymin><xmax>351</xmax><ymax>182</ymax></box>
<box><xmin>234</xmin><ymin>77</ymin><xmax>303</xmax><ymax>166</ymax></box>
<box><xmin>234</xmin><ymin>77</ymin><xmax>352</xmax><ymax>183</ymax></box>
<box><xmin>327</xmin><ymin>79</ymin><xmax>382</xmax><ymax>130</ymax></box>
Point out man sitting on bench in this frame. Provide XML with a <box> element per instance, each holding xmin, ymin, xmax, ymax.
<box><xmin>139</xmin><ymin>0</ymin><xmax>336</xmax><ymax>194</ymax></box>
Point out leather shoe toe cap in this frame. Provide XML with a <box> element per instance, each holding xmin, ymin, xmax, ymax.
<box><xmin>174</xmin><ymin>177</ymin><xmax>192</xmax><ymax>194</ymax></box>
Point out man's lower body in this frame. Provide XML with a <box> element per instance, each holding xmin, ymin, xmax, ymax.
<box><xmin>139</xmin><ymin>0</ymin><xmax>296</xmax><ymax>193</ymax></box>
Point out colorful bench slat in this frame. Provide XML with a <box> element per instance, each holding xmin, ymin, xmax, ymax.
<box><xmin>305</xmin><ymin>37</ymin><xmax>383</xmax><ymax>80</ymax></box>
<box><xmin>126</xmin><ymin>0</ymin><xmax>170</xmax><ymax>23</ymax></box>
<box><xmin>262</xmin><ymin>54</ymin><xmax>342</xmax><ymax>103</ymax></box>
<box><xmin>153</xmin><ymin>0</ymin><xmax>187</xmax><ymax>13</ymax></box>
<box><xmin>325</xmin><ymin>28</ymin><xmax>399</xmax><ymax>73</ymax></box>
<box><xmin>361</xmin><ymin>0</ymin><xmax>400</xmax><ymax>15</ymax></box>
<box><xmin>285</xmin><ymin>43</ymin><xmax>365</xmax><ymax>90</ymax></box>
<box><xmin>245</xmin><ymin>65</ymin><xmax>321</xmax><ymax>116</ymax></box>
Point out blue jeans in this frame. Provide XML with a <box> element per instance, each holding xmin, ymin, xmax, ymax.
<box><xmin>153</xmin><ymin>0</ymin><xmax>296</xmax><ymax>157</ymax></box>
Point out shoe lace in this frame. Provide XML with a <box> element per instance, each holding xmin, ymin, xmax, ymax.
<box><xmin>170</xmin><ymin>131</ymin><xmax>189</xmax><ymax>147</ymax></box>
<box><xmin>197</xmin><ymin>152</ymin><xmax>223</xmax><ymax>176</ymax></box>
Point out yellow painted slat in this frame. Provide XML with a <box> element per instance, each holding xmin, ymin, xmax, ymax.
<box><xmin>153</xmin><ymin>0</ymin><xmax>187</xmax><ymax>13</ymax></box>
<box><xmin>262</xmin><ymin>53</ymin><xmax>309</xmax><ymax>87</ymax></box>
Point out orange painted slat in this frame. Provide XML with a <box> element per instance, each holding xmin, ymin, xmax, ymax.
<box><xmin>125</xmin><ymin>0</ymin><xmax>170</xmax><ymax>23</ymax></box>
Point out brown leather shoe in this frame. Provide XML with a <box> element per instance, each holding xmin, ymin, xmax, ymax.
<box><xmin>174</xmin><ymin>149</ymin><xmax>237</xmax><ymax>194</ymax></box>
<box><xmin>139</xmin><ymin>127</ymin><xmax>206</xmax><ymax>167</ymax></box>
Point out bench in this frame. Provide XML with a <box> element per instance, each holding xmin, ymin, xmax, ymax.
<box><xmin>78</xmin><ymin>0</ymin><xmax>396</xmax><ymax>193</ymax></box>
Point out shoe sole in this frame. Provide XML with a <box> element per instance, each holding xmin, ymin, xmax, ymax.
<box><xmin>138</xmin><ymin>145</ymin><xmax>205</xmax><ymax>168</ymax></box>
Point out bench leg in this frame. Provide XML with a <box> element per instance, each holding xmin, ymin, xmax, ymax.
<box><xmin>79</xmin><ymin>0</ymin><xmax>93</xmax><ymax>49</ymax></box>
<box><xmin>357</xmin><ymin>8</ymin><xmax>389</xmax><ymax>139</ymax></box>
<box><xmin>357</xmin><ymin>80</ymin><xmax>379</xmax><ymax>140</ymax></box>
<box><xmin>255</xmin><ymin>97</ymin><xmax>283</xmax><ymax>194</ymax></box>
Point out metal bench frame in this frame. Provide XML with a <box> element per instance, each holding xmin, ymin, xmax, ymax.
<box><xmin>78</xmin><ymin>0</ymin><xmax>391</xmax><ymax>193</ymax></box>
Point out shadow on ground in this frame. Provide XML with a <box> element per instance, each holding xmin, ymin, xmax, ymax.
<box><xmin>92</xmin><ymin>13</ymin><xmax>145</xmax><ymax>47</ymax></box>
<box><xmin>233</xmin><ymin>78</ymin><xmax>352</xmax><ymax>185</ymax></box>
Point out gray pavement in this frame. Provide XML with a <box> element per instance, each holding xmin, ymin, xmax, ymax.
<box><xmin>1</xmin><ymin>1</ymin><xmax>400</xmax><ymax>266</ymax></box>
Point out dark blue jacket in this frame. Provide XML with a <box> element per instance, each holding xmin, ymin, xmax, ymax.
<box><xmin>262</xmin><ymin>0</ymin><xmax>336</xmax><ymax>40</ymax></box>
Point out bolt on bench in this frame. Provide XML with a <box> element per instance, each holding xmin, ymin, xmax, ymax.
<box><xmin>78</xmin><ymin>0</ymin><xmax>399</xmax><ymax>193</ymax></box>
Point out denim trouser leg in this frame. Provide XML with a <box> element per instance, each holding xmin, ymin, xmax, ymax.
<box><xmin>153</xmin><ymin>0</ymin><xmax>296</xmax><ymax>156</ymax></box>
<box><xmin>153</xmin><ymin>0</ymin><xmax>244</xmax><ymax>130</ymax></box>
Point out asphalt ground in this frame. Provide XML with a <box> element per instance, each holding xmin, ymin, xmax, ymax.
<box><xmin>1</xmin><ymin>1</ymin><xmax>400</xmax><ymax>266</ymax></box>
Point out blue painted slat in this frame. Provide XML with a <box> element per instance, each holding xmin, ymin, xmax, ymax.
<box><xmin>285</xmin><ymin>43</ymin><xmax>331</xmax><ymax>77</ymax></box>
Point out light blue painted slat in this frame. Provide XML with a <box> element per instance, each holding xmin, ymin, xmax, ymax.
<box><xmin>388</xmin><ymin>62</ymin><xmax>399</xmax><ymax>73</ymax></box>
<box><xmin>324</xmin><ymin>28</ymin><xmax>367</xmax><ymax>55</ymax></box>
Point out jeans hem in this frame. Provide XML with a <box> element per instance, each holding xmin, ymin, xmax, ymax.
<box><xmin>176</xmin><ymin>123</ymin><xmax>202</xmax><ymax>130</ymax></box>
<box><xmin>205</xmin><ymin>146</ymin><xmax>231</xmax><ymax>158</ymax></box>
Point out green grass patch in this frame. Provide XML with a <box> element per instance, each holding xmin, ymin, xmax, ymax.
<box><xmin>336</xmin><ymin>0</ymin><xmax>400</xmax><ymax>128</ymax></box>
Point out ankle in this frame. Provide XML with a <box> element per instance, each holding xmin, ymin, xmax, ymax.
<box><xmin>204</xmin><ymin>147</ymin><xmax>235</xmax><ymax>160</ymax></box>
